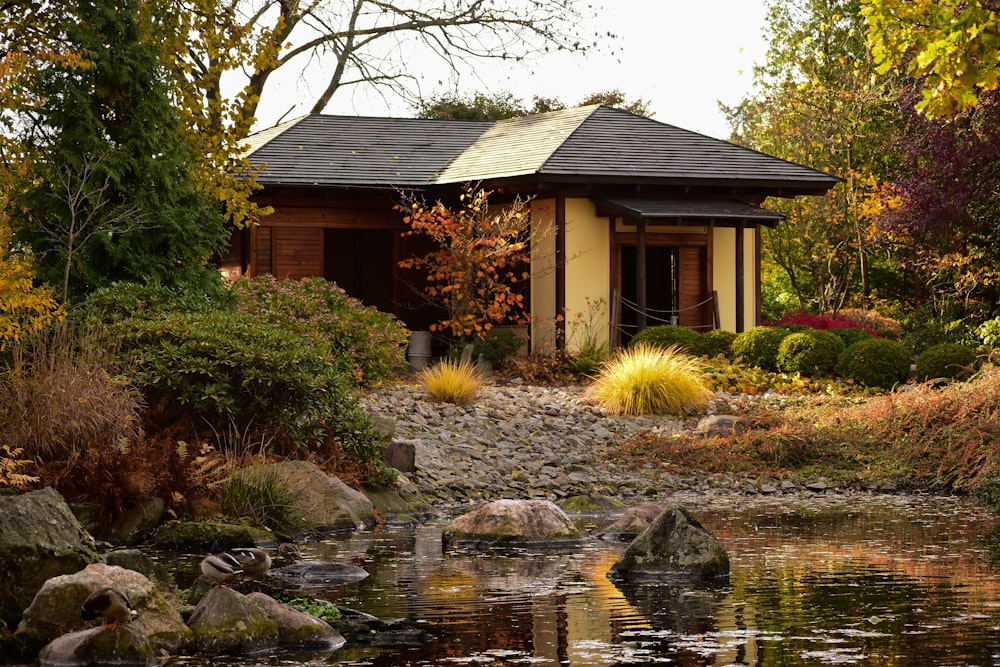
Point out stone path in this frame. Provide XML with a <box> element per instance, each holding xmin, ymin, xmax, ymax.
<box><xmin>362</xmin><ymin>381</ymin><xmax>824</xmax><ymax>506</ymax></box>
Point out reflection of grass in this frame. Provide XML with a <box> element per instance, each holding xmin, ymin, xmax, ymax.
<box><xmin>615</xmin><ymin>367</ymin><xmax>1000</xmax><ymax>495</ymax></box>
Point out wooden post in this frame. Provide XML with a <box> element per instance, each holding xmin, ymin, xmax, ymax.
<box><xmin>637</xmin><ymin>219</ymin><xmax>647</xmax><ymax>332</ymax></box>
<box><xmin>735</xmin><ymin>222</ymin><xmax>745</xmax><ymax>333</ymax></box>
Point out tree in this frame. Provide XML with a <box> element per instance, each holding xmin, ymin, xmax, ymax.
<box><xmin>862</xmin><ymin>0</ymin><xmax>1000</xmax><ymax>118</ymax></box>
<box><xmin>10</xmin><ymin>0</ymin><xmax>227</xmax><ymax>302</ymax></box>
<box><xmin>0</xmin><ymin>210</ymin><xmax>64</xmax><ymax>350</ymax></box>
<box><xmin>871</xmin><ymin>89</ymin><xmax>1000</xmax><ymax>311</ymax></box>
<box><xmin>724</xmin><ymin>0</ymin><xmax>902</xmax><ymax>314</ymax></box>
<box><xmin>414</xmin><ymin>88</ymin><xmax>653</xmax><ymax>120</ymax></box>
<box><xmin>397</xmin><ymin>185</ymin><xmax>531</xmax><ymax>340</ymax></box>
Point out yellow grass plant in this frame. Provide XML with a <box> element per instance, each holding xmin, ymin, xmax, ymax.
<box><xmin>418</xmin><ymin>358</ymin><xmax>484</xmax><ymax>404</ymax></box>
<box><xmin>584</xmin><ymin>343</ymin><xmax>710</xmax><ymax>416</ymax></box>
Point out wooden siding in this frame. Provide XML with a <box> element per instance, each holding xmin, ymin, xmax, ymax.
<box><xmin>272</xmin><ymin>227</ymin><xmax>323</xmax><ymax>279</ymax></box>
<box><xmin>678</xmin><ymin>246</ymin><xmax>710</xmax><ymax>329</ymax></box>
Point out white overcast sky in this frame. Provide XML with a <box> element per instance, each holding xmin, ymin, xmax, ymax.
<box><xmin>251</xmin><ymin>0</ymin><xmax>771</xmax><ymax>140</ymax></box>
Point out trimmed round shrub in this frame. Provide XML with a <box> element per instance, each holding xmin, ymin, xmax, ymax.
<box><xmin>776</xmin><ymin>330</ymin><xmax>846</xmax><ymax>377</ymax></box>
<box><xmin>693</xmin><ymin>329</ymin><xmax>737</xmax><ymax>359</ymax></box>
<box><xmin>629</xmin><ymin>324</ymin><xmax>700</xmax><ymax>353</ymax></box>
<box><xmin>829</xmin><ymin>327</ymin><xmax>873</xmax><ymax>349</ymax></box>
<box><xmin>915</xmin><ymin>343</ymin><xmax>977</xmax><ymax>382</ymax></box>
<box><xmin>836</xmin><ymin>338</ymin><xmax>911</xmax><ymax>389</ymax></box>
<box><xmin>731</xmin><ymin>326</ymin><xmax>792</xmax><ymax>371</ymax></box>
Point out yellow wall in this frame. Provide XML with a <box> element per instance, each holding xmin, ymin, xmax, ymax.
<box><xmin>563</xmin><ymin>198</ymin><xmax>610</xmax><ymax>353</ymax></box>
<box><xmin>711</xmin><ymin>226</ymin><xmax>757</xmax><ymax>332</ymax></box>
<box><xmin>530</xmin><ymin>199</ymin><xmax>558</xmax><ymax>352</ymax></box>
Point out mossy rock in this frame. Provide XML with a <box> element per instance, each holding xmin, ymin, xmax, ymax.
<box><xmin>558</xmin><ymin>495</ymin><xmax>625</xmax><ymax>514</ymax></box>
<box><xmin>148</xmin><ymin>520</ymin><xmax>276</xmax><ymax>551</ymax></box>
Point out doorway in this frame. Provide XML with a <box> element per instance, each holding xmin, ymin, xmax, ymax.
<box><xmin>619</xmin><ymin>245</ymin><xmax>679</xmax><ymax>344</ymax></box>
<box><xmin>323</xmin><ymin>228</ymin><xmax>396</xmax><ymax>314</ymax></box>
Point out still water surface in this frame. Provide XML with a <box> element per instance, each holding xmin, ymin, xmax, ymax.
<box><xmin>168</xmin><ymin>495</ymin><xmax>1000</xmax><ymax>667</ymax></box>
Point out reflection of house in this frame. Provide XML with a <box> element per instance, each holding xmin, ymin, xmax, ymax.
<box><xmin>227</xmin><ymin>104</ymin><xmax>838</xmax><ymax>351</ymax></box>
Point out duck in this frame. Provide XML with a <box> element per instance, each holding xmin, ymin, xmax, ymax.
<box><xmin>81</xmin><ymin>587</ymin><xmax>136</xmax><ymax>630</ymax></box>
<box><xmin>200</xmin><ymin>551</ymin><xmax>242</xmax><ymax>587</ymax></box>
<box><xmin>231</xmin><ymin>547</ymin><xmax>272</xmax><ymax>580</ymax></box>
<box><xmin>277</xmin><ymin>542</ymin><xmax>303</xmax><ymax>563</ymax></box>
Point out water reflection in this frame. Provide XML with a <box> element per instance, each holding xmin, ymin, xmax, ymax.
<box><xmin>160</xmin><ymin>495</ymin><xmax>1000</xmax><ymax>667</ymax></box>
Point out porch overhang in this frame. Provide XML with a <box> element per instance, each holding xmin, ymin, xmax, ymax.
<box><xmin>593</xmin><ymin>197</ymin><xmax>785</xmax><ymax>227</ymax></box>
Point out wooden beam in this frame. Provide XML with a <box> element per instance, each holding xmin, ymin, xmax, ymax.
<box><xmin>556</xmin><ymin>195</ymin><xmax>566</xmax><ymax>349</ymax></box>
<box><xmin>735</xmin><ymin>221</ymin><xmax>745</xmax><ymax>333</ymax></box>
<box><xmin>637</xmin><ymin>218</ymin><xmax>647</xmax><ymax>332</ymax></box>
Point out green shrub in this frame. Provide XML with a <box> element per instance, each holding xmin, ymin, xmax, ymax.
<box><xmin>473</xmin><ymin>326</ymin><xmax>524</xmax><ymax>368</ymax></box>
<box><xmin>103</xmin><ymin>309</ymin><xmax>380</xmax><ymax>458</ymax></box>
<box><xmin>628</xmin><ymin>325</ymin><xmax>700</xmax><ymax>353</ymax></box>
<box><xmin>563</xmin><ymin>341</ymin><xmax>609</xmax><ymax>376</ymax></box>
<box><xmin>829</xmin><ymin>327</ymin><xmax>873</xmax><ymax>348</ymax></box>
<box><xmin>231</xmin><ymin>276</ymin><xmax>408</xmax><ymax>387</ymax></box>
<box><xmin>915</xmin><ymin>343</ymin><xmax>977</xmax><ymax>382</ymax></box>
<box><xmin>584</xmin><ymin>344</ymin><xmax>709</xmax><ymax>416</ymax></box>
<box><xmin>836</xmin><ymin>338</ymin><xmax>911</xmax><ymax>389</ymax></box>
<box><xmin>731</xmin><ymin>326</ymin><xmax>792</xmax><ymax>371</ymax></box>
<box><xmin>776</xmin><ymin>330</ymin><xmax>846</xmax><ymax>377</ymax></box>
<box><xmin>693</xmin><ymin>329</ymin><xmax>737</xmax><ymax>359</ymax></box>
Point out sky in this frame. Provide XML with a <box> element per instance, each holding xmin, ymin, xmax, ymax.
<box><xmin>251</xmin><ymin>0</ymin><xmax>771</xmax><ymax>141</ymax></box>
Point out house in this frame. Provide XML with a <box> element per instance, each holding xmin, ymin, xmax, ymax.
<box><xmin>226</xmin><ymin>104</ymin><xmax>838</xmax><ymax>352</ymax></box>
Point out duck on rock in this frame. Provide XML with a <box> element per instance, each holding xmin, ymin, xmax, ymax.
<box><xmin>81</xmin><ymin>586</ymin><xmax>136</xmax><ymax>630</ymax></box>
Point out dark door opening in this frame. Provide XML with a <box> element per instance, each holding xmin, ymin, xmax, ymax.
<box><xmin>619</xmin><ymin>245</ymin><xmax>679</xmax><ymax>345</ymax></box>
<box><xmin>324</xmin><ymin>229</ymin><xmax>396</xmax><ymax>314</ymax></box>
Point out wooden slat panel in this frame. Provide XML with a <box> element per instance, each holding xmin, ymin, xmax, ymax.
<box><xmin>678</xmin><ymin>247</ymin><xmax>710</xmax><ymax>329</ymax></box>
<box><xmin>265</xmin><ymin>206</ymin><xmax>401</xmax><ymax>229</ymax></box>
<box><xmin>256</xmin><ymin>227</ymin><xmax>272</xmax><ymax>275</ymax></box>
<box><xmin>272</xmin><ymin>227</ymin><xmax>323</xmax><ymax>279</ymax></box>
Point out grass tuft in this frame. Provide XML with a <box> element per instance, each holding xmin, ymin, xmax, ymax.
<box><xmin>584</xmin><ymin>343</ymin><xmax>710</xmax><ymax>416</ymax></box>
<box><xmin>417</xmin><ymin>358</ymin><xmax>484</xmax><ymax>404</ymax></box>
<box><xmin>222</xmin><ymin>464</ymin><xmax>305</xmax><ymax>533</ymax></box>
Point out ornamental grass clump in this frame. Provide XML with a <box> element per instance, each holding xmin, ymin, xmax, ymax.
<box><xmin>584</xmin><ymin>344</ymin><xmax>710</xmax><ymax>416</ymax></box>
<box><xmin>418</xmin><ymin>358</ymin><xmax>484</xmax><ymax>404</ymax></box>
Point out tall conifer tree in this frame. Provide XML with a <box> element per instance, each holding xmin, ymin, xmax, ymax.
<box><xmin>13</xmin><ymin>0</ymin><xmax>226</xmax><ymax>301</ymax></box>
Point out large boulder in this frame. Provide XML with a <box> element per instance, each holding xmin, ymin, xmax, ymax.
<box><xmin>231</xmin><ymin>461</ymin><xmax>377</xmax><ymax>532</ymax></box>
<box><xmin>246</xmin><ymin>592</ymin><xmax>345</xmax><ymax>650</ymax></box>
<box><xmin>442</xmin><ymin>499</ymin><xmax>580</xmax><ymax>550</ymax></box>
<box><xmin>148</xmin><ymin>520</ymin><xmax>275</xmax><ymax>551</ymax></box>
<box><xmin>16</xmin><ymin>563</ymin><xmax>192</xmax><ymax>655</ymax></box>
<box><xmin>607</xmin><ymin>505</ymin><xmax>729</xmax><ymax>581</ymax></box>
<box><xmin>187</xmin><ymin>586</ymin><xmax>279</xmax><ymax>655</ymax></box>
<box><xmin>595</xmin><ymin>504</ymin><xmax>663</xmax><ymax>541</ymax></box>
<box><xmin>38</xmin><ymin>625</ymin><xmax>156</xmax><ymax>667</ymax></box>
<box><xmin>0</xmin><ymin>488</ymin><xmax>100</xmax><ymax>629</ymax></box>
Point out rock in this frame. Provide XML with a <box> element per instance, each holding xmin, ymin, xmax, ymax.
<box><xmin>383</xmin><ymin>440</ymin><xmax>416</xmax><ymax>473</ymax></box>
<box><xmin>558</xmin><ymin>495</ymin><xmax>625</xmax><ymax>514</ymax></box>
<box><xmin>148</xmin><ymin>520</ymin><xmax>275</xmax><ymax>551</ymax></box>
<box><xmin>442</xmin><ymin>499</ymin><xmax>580</xmax><ymax>550</ymax></box>
<box><xmin>245</xmin><ymin>592</ymin><xmax>345</xmax><ymax>649</ymax></box>
<box><xmin>607</xmin><ymin>505</ymin><xmax>729</xmax><ymax>581</ymax></box>
<box><xmin>334</xmin><ymin>607</ymin><xmax>434</xmax><ymax>646</ymax></box>
<box><xmin>16</xmin><ymin>563</ymin><xmax>191</xmax><ymax>655</ymax></box>
<box><xmin>362</xmin><ymin>475</ymin><xmax>436</xmax><ymax>523</ymax></box>
<box><xmin>0</xmin><ymin>488</ymin><xmax>100</xmax><ymax>629</ymax></box>
<box><xmin>267</xmin><ymin>561</ymin><xmax>369</xmax><ymax>588</ymax></box>
<box><xmin>187</xmin><ymin>586</ymin><xmax>279</xmax><ymax>655</ymax></box>
<box><xmin>38</xmin><ymin>625</ymin><xmax>156</xmax><ymax>667</ymax></box>
<box><xmin>233</xmin><ymin>461</ymin><xmax>376</xmax><ymax>532</ymax></box>
<box><xmin>103</xmin><ymin>550</ymin><xmax>174</xmax><ymax>592</ymax></box>
<box><xmin>694</xmin><ymin>415</ymin><xmax>744</xmax><ymax>438</ymax></box>
<box><xmin>106</xmin><ymin>497</ymin><xmax>165</xmax><ymax>546</ymax></box>
<box><xmin>595</xmin><ymin>504</ymin><xmax>663</xmax><ymax>541</ymax></box>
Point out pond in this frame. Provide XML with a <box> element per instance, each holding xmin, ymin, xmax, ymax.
<box><xmin>168</xmin><ymin>494</ymin><xmax>1000</xmax><ymax>666</ymax></box>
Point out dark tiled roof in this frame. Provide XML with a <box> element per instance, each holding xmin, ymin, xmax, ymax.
<box><xmin>594</xmin><ymin>198</ymin><xmax>786</xmax><ymax>226</ymax></box>
<box><xmin>244</xmin><ymin>114</ymin><xmax>490</xmax><ymax>187</ymax></box>
<box><xmin>244</xmin><ymin>105</ymin><xmax>839</xmax><ymax>191</ymax></box>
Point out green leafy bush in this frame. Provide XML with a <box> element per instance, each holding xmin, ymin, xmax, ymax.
<box><xmin>829</xmin><ymin>327</ymin><xmax>873</xmax><ymax>348</ymax></box>
<box><xmin>836</xmin><ymin>338</ymin><xmax>911</xmax><ymax>389</ymax></box>
<box><xmin>693</xmin><ymin>329</ymin><xmax>737</xmax><ymax>359</ymax></box>
<box><xmin>776</xmin><ymin>330</ymin><xmax>846</xmax><ymax>377</ymax></box>
<box><xmin>563</xmin><ymin>342</ymin><xmax>609</xmax><ymax>376</ymax></box>
<box><xmin>231</xmin><ymin>276</ymin><xmax>408</xmax><ymax>387</ymax></box>
<box><xmin>915</xmin><ymin>343</ymin><xmax>977</xmax><ymax>382</ymax></box>
<box><xmin>103</xmin><ymin>309</ymin><xmax>380</xmax><ymax>458</ymax></box>
<box><xmin>473</xmin><ymin>326</ymin><xmax>524</xmax><ymax>368</ymax></box>
<box><xmin>584</xmin><ymin>344</ymin><xmax>709</xmax><ymax>416</ymax></box>
<box><xmin>628</xmin><ymin>325</ymin><xmax>700</xmax><ymax>353</ymax></box>
<box><xmin>731</xmin><ymin>326</ymin><xmax>792</xmax><ymax>371</ymax></box>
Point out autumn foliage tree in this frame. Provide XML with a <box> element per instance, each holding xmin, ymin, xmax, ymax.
<box><xmin>397</xmin><ymin>186</ymin><xmax>531</xmax><ymax>340</ymax></box>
